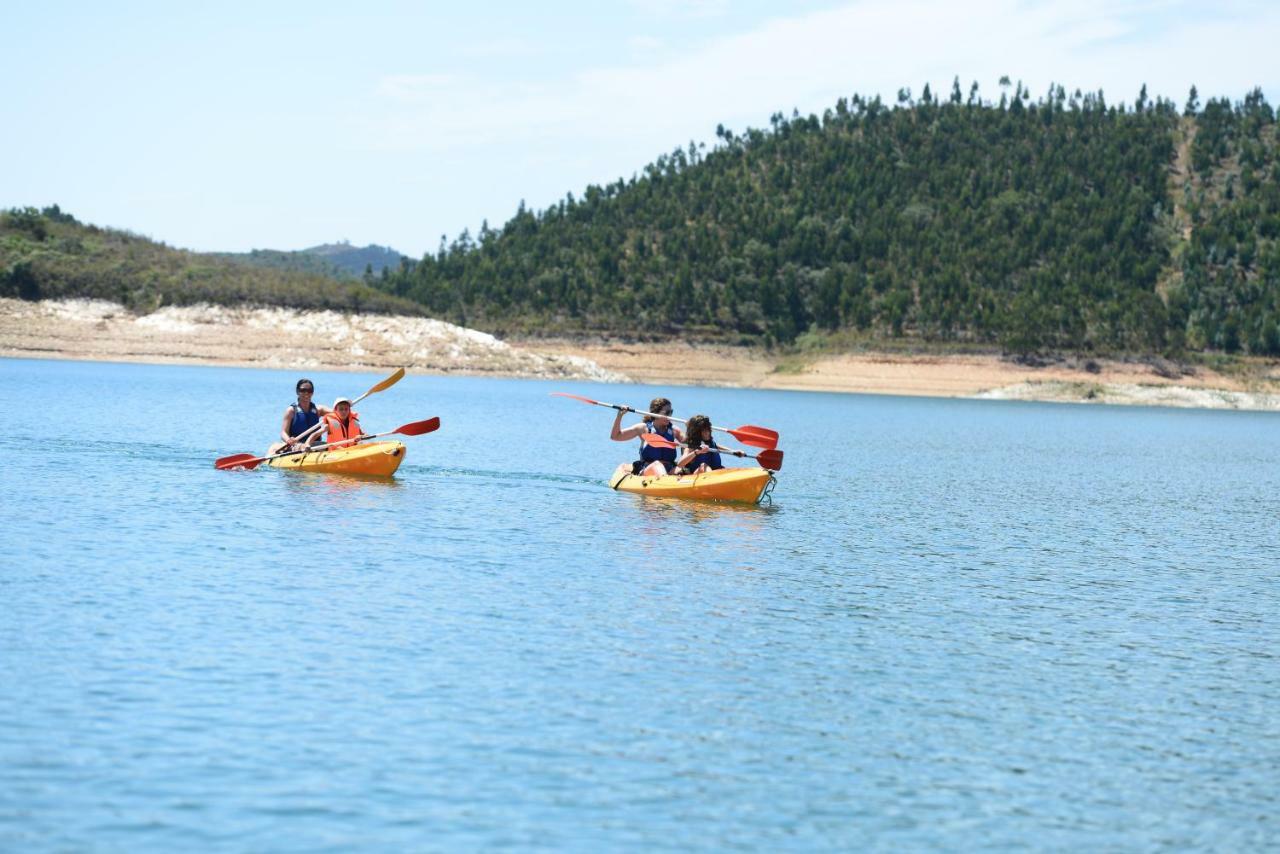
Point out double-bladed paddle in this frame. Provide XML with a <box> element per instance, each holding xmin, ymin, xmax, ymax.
<box><xmin>639</xmin><ymin>432</ymin><xmax>784</xmax><ymax>471</ymax></box>
<box><xmin>215</xmin><ymin>417</ymin><xmax>440</xmax><ymax>470</ymax></box>
<box><xmin>550</xmin><ymin>392</ymin><xmax>779</xmax><ymax>449</ymax></box>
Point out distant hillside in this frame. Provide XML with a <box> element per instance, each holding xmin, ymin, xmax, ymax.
<box><xmin>303</xmin><ymin>242</ymin><xmax>407</xmax><ymax>277</ymax></box>
<box><xmin>0</xmin><ymin>207</ymin><xmax>422</xmax><ymax>316</ymax></box>
<box><xmin>213</xmin><ymin>242</ymin><xmax>408</xmax><ymax>281</ymax></box>
<box><xmin>377</xmin><ymin>82</ymin><xmax>1279</xmax><ymax>356</ymax></box>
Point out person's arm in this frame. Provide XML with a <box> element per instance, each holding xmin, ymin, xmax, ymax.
<box><xmin>676</xmin><ymin>446</ymin><xmax>699</xmax><ymax>469</ymax></box>
<box><xmin>609</xmin><ymin>407</ymin><xmax>642</xmax><ymax>441</ymax></box>
<box><xmin>280</xmin><ymin>406</ymin><xmax>296</xmax><ymax>444</ymax></box>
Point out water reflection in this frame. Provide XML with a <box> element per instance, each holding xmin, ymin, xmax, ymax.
<box><xmin>278</xmin><ymin>471</ymin><xmax>403</xmax><ymax>504</ymax></box>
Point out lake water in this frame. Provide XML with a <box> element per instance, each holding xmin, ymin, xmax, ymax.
<box><xmin>2</xmin><ymin>357</ymin><xmax>1277</xmax><ymax>850</ymax></box>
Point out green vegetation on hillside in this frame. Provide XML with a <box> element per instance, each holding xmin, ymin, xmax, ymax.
<box><xmin>211</xmin><ymin>241</ymin><xmax>407</xmax><ymax>281</ymax></box>
<box><xmin>0</xmin><ymin>207</ymin><xmax>422</xmax><ymax>316</ymax></box>
<box><xmin>377</xmin><ymin>81</ymin><xmax>1279</xmax><ymax>356</ymax></box>
<box><xmin>1175</xmin><ymin>89</ymin><xmax>1280</xmax><ymax>354</ymax></box>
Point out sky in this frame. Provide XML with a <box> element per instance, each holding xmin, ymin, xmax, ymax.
<box><xmin>4</xmin><ymin>0</ymin><xmax>1278</xmax><ymax>258</ymax></box>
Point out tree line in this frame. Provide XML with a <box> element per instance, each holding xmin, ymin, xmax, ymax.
<box><xmin>376</xmin><ymin>81</ymin><xmax>1278</xmax><ymax>356</ymax></box>
<box><xmin>0</xmin><ymin>206</ymin><xmax>421</xmax><ymax>316</ymax></box>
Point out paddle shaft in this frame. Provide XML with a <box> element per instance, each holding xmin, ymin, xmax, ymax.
<box><xmin>604</xmin><ymin>398</ymin><xmax>776</xmax><ymax>448</ymax></box>
<box><xmin>550</xmin><ymin>391</ymin><xmax>778</xmax><ymax>449</ymax></box>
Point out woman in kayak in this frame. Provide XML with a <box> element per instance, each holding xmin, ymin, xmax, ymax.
<box><xmin>267</xmin><ymin>378</ymin><xmax>328</xmax><ymax>455</ymax></box>
<box><xmin>321</xmin><ymin>396</ymin><xmax>366</xmax><ymax>449</ymax></box>
<box><xmin>611</xmin><ymin>396</ymin><xmax>684</xmax><ymax>477</ymax></box>
<box><xmin>675</xmin><ymin>414</ymin><xmax>725</xmax><ymax>475</ymax></box>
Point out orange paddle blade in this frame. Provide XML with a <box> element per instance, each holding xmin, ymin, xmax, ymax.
<box><xmin>756</xmin><ymin>449</ymin><xmax>784</xmax><ymax>470</ymax></box>
<box><xmin>640</xmin><ymin>433</ymin><xmax>679</xmax><ymax>448</ymax></box>
<box><xmin>551</xmin><ymin>391</ymin><xmax>603</xmax><ymax>406</ymax></box>
<box><xmin>394</xmin><ymin>417</ymin><xmax>441</xmax><ymax>436</ymax></box>
<box><xmin>214</xmin><ymin>453</ymin><xmax>264</xmax><ymax>470</ymax></box>
<box><xmin>727</xmin><ymin>425</ymin><xmax>779</xmax><ymax>450</ymax></box>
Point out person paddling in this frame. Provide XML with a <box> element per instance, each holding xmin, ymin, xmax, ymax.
<box><xmin>268</xmin><ymin>378</ymin><xmax>329</xmax><ymax>455</ymax></box>
<box><xmin>322</xmin><ymin>397</ymin><xmax>366</xmax><ymax>449</ymax></box>
<box><xmin>675</xmin><ymin>414</ymin><xmax>725</xmax><ymax>475</ymax></box>
<box><xmin>610</xmin><ymin>396</ymin><xmax>684</xmax><ymax>477</ymax></box>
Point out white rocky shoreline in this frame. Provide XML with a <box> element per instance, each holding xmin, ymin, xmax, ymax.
<box><xmin>0</xmin><ymin>298</ymin><xmax>628</xmax><ymax>382</ymax></box>
<box><xmin>4</xmin><ymin>298</ymin><xmax>1280</xmax><ymax>411</ymax></box>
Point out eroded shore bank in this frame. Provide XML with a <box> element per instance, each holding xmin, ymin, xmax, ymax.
<box><xmin>4</xmin><ymin>299</ymin><xmax>1279</xmax><ymax>410</ymax></box>
<box><xmin>525</xmin><ymin>338</ymin><xmax>1280</xmax><ymax>411</ymax></box>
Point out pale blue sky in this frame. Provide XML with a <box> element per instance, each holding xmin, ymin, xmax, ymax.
<box><xmin>4</xmin><ymin>0</ymin><xmax>1276</xmax><ymax>258</ymax></box>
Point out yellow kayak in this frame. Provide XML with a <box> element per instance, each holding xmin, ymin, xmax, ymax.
<box><xmin>609</xmin><ymin>464</ymin><xmax>774</xmax><ymax>504</ymax></box>
<box><xmin>267</xmin><ymin>441</ymin><xmax>406</xmax><ymax>476</ymax></box>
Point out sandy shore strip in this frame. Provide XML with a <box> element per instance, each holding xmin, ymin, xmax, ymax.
<box><xmin>525</xmin><ymin>340</ymin><xmax>1280</xmax><ymax>411</ymax></box>
<box><xmin>0</xmin><ymin>298</ymin><xmax>626</xmax><ymax>382</ymax></box>
<box><xmin>4</xmin><ymin>299</ymin><xmax>1279</xmax><ymax>410</ymax></box>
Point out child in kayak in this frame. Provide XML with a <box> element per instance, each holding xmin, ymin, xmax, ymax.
<box><xmin>267</xmin><ymin>378</ymin><xmax>329</xmax><ymax>455</ymax></box>
<box><xmin>610</xmin><ymin>396</ymin><xmax>685</xmax><ymax>476</ymax></box>
<box><xmin>322</xmin><ymin>397</ymin><xmax>366</xmax><ymax>449</ymax></box>
<box><xmin>675</xmin><ymin>414</ymin><xmax>725</xmax><ymax>475</ymax></box>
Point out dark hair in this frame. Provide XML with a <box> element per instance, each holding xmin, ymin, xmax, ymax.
<box><xmin>643</xmin><ymin>397</ymin><xmax>672</xmax><ymax>424</ymax></box>
<box><xmin>684</xmin><ymin>414</ymin><xmax>712</xmax><ymax>448</ymax></box>
<box><xmin>296</xmin><ymin>378</ymin><xmax>314</xmax><ymax>393</ymax></box>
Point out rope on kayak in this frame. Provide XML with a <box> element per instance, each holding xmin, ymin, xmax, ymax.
<box><xmin>758</xmin><ymin>473</ymin><xmax>777</xmax><ymax>505</ymax></box>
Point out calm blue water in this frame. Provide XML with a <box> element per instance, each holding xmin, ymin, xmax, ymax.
<box><xmin>2</xmin><ymin>357</ymin><xmax>1278</xmax><ymax>851</ymax></box>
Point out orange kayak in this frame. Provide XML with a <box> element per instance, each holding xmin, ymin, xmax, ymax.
<box><xmin>267</xmin><ymin>440</ymin><xmax>406</xmax><ymax>476</ymax></box>
<box><xmin>609</xmin><ymin>464</ymin><xmax>774</xmax><ymax>504</ymax></box>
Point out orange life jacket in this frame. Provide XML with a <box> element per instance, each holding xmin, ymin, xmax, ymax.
<box><xmin>323</xmin><ymin>411</ymin><xmax>362</xmax><ymax>447</ymax></box>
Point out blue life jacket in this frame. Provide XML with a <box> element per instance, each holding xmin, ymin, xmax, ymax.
<box><xmin>639</xmin><ymin>422</ymin><xmax>677</xmax><ymax>463</ymax></box>
<box><xmin>288</xmin><ymin>401</ymin><xmax>320</xmax><ymax>437</ymax></box>
<box><xmin>688</xmin><ymin>437</ymin><xmax>724</xmax><ymax>471</ymax></box>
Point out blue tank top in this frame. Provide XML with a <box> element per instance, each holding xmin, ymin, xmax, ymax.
<box><xmin>288</xmin><ymin>402</ymin><xmax>320</xmax><ymax>437</ymax></box>
<box><xmin>688</xmin><ymin>438</ymin><xmax>723</xmax><ymax>470</ymax></box>
<box><xmin>639</xmin><ymin>423</ymin><xmax>677</xmax><ymax>463</ymax></box>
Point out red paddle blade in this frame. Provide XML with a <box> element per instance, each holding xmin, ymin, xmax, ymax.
<box><xmin>640</xmin><ymin>433</ymin><xmax>679</xmax><ymax>448</ymax></box>
<box><xmin>214</xmin><ymin>453</ymin><xmax>263</xmax><ymax>470</ymax></box>
<box><xmin>728</xmin><ymin>425</ymin><xmax>779</xmax><ymax>450</ymax></box>
<box><xmin>395</xmin><ymin>416</ymin><xmax>441</xmax><ymax>436</ymax></box>
<box><xmin>551</xmin><ymin>392</ymin><xmax>602</xmax><ymax>406</ymax></box>
<box><xmin>756</xmin><ymin>449</ymin><xmax>784</xmax><ymax>470</ymax></box>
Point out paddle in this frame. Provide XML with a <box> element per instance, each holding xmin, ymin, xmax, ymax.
<box><xmin>550</xmin><ymin>392</ymin><xmax>779</xmax><ymax>449</ymax></box>
<box><xmin>639</xmin><ymin>432</ymin><xmax>784</xmax><ymax>471</ymax></box>
<box><xmin>214</xmin><ymin>367</ymin><xmax>407</xmax><ymax>469</ymax></box>
<box><xmin>215</xmin><ymin>417</ymin><xmax>440</xmax><ymax>470</ymax></box>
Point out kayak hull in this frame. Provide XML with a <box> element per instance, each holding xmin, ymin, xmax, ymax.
<box><xmin>610</xmin><ymin>464</ymin><xmax>773</xmax><ymax>504</ymax></box>
<box><xmin>267</xmin><ymin>441</ymin><xmax>406</xmax><ymax>476</ymax></box>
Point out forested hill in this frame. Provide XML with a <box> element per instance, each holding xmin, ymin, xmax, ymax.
<box><xmin>379</xmin><ymin>83</ymin><xmax>1280</xmax><ymax>356</ymax></box>
<box><xmin>0</xmin><ymin>208</ymin><xmax>421</xmax><ymax>316</ymax></box>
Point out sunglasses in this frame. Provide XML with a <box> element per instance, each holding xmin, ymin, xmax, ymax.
<box><xmin>659</xmin><ymin>409</ymin><xmax>673</xmax><ymax>416</ymax></box>
<box><xmin>298</xmin><ymin>388</ymin><xmax>314</xmax><ymax>393</ymax></box>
